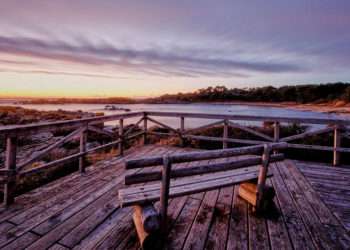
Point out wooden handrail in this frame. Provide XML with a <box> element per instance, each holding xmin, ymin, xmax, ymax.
<box><xmin>145</xmin><ymin>111</ymin><xmax>350</xmax><ymax>126</ymax></box>
<box><xmin>1</xmin><ymin>110</ymin><xmax>350</xmax><ymax>207</ymax></box>
<box><xmin>0</xmin><ymin>111</ymin><xmax>143</xmax><ymax>136</ymax></box>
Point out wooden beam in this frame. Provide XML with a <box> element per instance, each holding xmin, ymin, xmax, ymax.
<box><xmin>119</xmin><ymin>119</ymin><xmax>124</xmax><ymax>156</ymax></box>
<box><xmin>0</xmin><ymin>169</ymin><xmax>16</xmax><ymax>184</ymax></box>
<box><xmin>143</xmin><ymin>114</ymin><xmax>148</xmax><ymax>145</ymax></box>
<box><xmin>145</xmin><ymin>111</ymin><xmax>350</xmax><ymax>126</ymax></box>
<box><xmin>18</xmin><ymin>131</ymin><xmax>143</xmax><ymax>177</ymax></box>
<box><xmin>184</xmin><ymin>134</ymin><xmax>267</xmax><ymax>145</ymax></box>
<box><xmin>184</xmin><ymin>120</ymin><xmax>224</xmax><ymax>134</ymax></box>
<box><xmin>223</xmin><ymin>119</ymin><xmax>228</xmax><ymax>149</ymax></box>
<box><xmin>126</xmin><ymin>142</ymin><xmax>287</xmax><ymax>169</ymax></box>
<box><xmin>280</xmin><ymin>126</ymin><xmax>333</xmax><ymax>142</ymax></box>
<box><xmin>3</xmin><ymin>136</ymin><xmax>17</xmax><ymax>206</ymax></box>
<box><xmin>123</xmin><ymin>117</ymin><xmax>144</xmax><ymax>137</ymax></box>
<box><xmin>87</xmin><ymin>125</ymin><xmax>114</xmax><ymax>138</ymax></box>
<box><xmin>79</xmin><ymin>128</ymin><xmax>88</xmax><ymax>173</ymax></box>
<box><xmin>227</xmin><ymin>121</ymin><xmax>274</xmax><ymax>142</ymax></box>
<box><xmin>180</xmin><ymin>116</ymin><xmax>185</xmax><ymax>147</ymax></box>
<box><xmin>147</xmin><ymin>117</ymin><xmax>180</xmax><ymax>135</ymax></box>
<box><xmin>125</xmin><ymin>154</ymin><xmax>284</xmax><ymax>185</ymax></box>
<box><xmin>274</xmin><ymin>122</ymin><xmax>280</xmax><ymax>142</ymax></box>
<box><xmin>0</xmin><ymin>111</ymin><xmax>143</xmax><ymax>136</ymax></box>
<box><xmin>333</xmin><ymin>126</ymin><xmax>341</xmax><ymax>166</ymax></box>
<box><xmin>16</xmin><ymin>127</ymin><xmax>84</xmax><ymax>171</ymax></box>
<box><xmin>256</xmin><ymin>144</ymin><xmax>271</xmax><ymax>211</ymax></box>
<box><xmin>160</xmin><ymin>155</ymin><xmax>171</xmax><ymax>238</ymax></box>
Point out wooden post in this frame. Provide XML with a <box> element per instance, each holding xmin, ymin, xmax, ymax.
<box><xmin>223</xmin><ymin>119</ymin><xmax>228</xmax><ymax>149</ymax></box>
<box><xmin>79</xmin><ymin>128</ymin><xmax>87</xmax><ymax>173</ymax></box>
<box><xmin>119</xmin><ymin>119</ymin><xmax>124</xmax><ymax>156</ymax></box>
<box><xmin>160</xmin><ymin>155</ymin><xmax>171</xmax><ymax>240</ymax></box>
<box><xmin>256</xmin><ymin>144</ymin><xmax>271</xmax><ymax>211</ymax></box>
<box><xmin>143</xmin><ymin>114</ymin><xmax>148</xmax><ymax>145</ymax></box>
<box><xmin>3</xmin><ymin>136</ymin><xmax>17</xmax><ymax>206</ymax></box>
<box><xmin>180</xmin><ymin>116</ymin><xmax>185</xmax><ymax>147</ymax></box>
<box><xmin>333</xmin><ymin>126</ymin><xmax>341</xmax><ymax>166</ymax></box>
<box><xmin>273</xmin><ymin>122</ymin><xmax>280</xmax><ymax>154</ymax></box>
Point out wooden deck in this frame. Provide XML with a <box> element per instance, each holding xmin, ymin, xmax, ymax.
<box><xmin>0</xmin><ymin>145</ymin><xmax>349</xmax><ymax>250</ymax></box>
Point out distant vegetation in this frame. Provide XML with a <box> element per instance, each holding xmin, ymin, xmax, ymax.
<box><xmin>20</xmin><ymin>97</ymin><xmax>135</xmax><ymax>105</ymax></box>
<box><xmin>16</xmin><ymin>82</ymin><xmax>350</xmax><ymax>104</ymax></box>
<box><xmin>144</xmin><ymin>82</ymin><xmax>350</xmax><ymax>104</ymax></box>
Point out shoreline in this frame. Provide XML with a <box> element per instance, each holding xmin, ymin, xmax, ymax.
<box><xmin>2</xmin><ymin>100</ymin><xmax>350</xmax><ymax>118</ymax></box>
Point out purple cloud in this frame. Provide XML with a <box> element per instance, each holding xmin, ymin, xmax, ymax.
<box><xmin>0</xmin><ymin>35</ymin><xmax>305</xmax><ymax>78</ymax></box>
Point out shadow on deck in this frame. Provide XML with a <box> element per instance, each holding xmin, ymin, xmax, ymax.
<box><xmin>0</xmin><ymin>145</ymin><xmax>349</xmax><ymax>250</ymax></box>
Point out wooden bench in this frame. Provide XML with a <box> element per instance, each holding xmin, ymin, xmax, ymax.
<box><xmin>118</xmin><ymin>142</ymin><xmax>286</xmax><ymax>248</ymax></box>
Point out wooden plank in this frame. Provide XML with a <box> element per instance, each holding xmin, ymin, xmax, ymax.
<box><xmin>145</xmin><ymin>111</ymin><xmax>350</xmax><ymax>126</ymax></box>
<box><xmin>125</xmin><ymin>142</ymin><xmax>286</xmax><ymax>169</ymax></box>
<box><xmin>88</xmin><ymin>125</ymin><xmax>114</xmax><ymax>138</ymax></box>
<box><xmin>16</xmin><ymin>127</ymin><xmax>84</xmax><ymax>171</ymax></box>
<box><xmin>119</xmin><ymin>118</ymin><xmax>124</xmax><ymax>156</ymax></box>
<box><xmin>48</xmin><ymin>243</ymin><xmax>70</xmax><ymax>250</ymax></box>
<box><xmin>277</xmin><ymin>162</ymin><xmax>349</xmax><ymax>249</ymax></box>
<box><xmin>183</xmin><ymin>190</ymin><xmax>219</xmax><ymax>249</ymax></box>
<box><xmin>160</xmin><ymin>155</ymin><xmax>171</xmax><ymax>236</ymax></box>
<box><xmin>166</xmin><ymin>197</ymin><xmax>203</xmax><ymax>249</ymax></box>
<box><xmin>0</xmin><ymin>112</ymin><xmax>143</xmax><ymax>136</ymax></box>
<box><xmin>184</xmin><ymin>120</ymin><xmax>224</xmax><ymax>135</ymax></box>
<box><xmin>1</xmin><ymin>147</ymin><xmax>158</xmax><ymax>247</ymax></box>
<box><xmin>79</xmin><ymin>127</ymin><xmax>87</xmax><ymax>173</ymax></box>
<box><xmin>270</xmin><ymin>163</ymin><xmax>315</xmax><ymax>250</ymax></box>
<box><xmin>81</xmin><ymin>147</ymin><xmax>179</xmax><ymax>250</ymax></box>
<box><xmin>223</xmin><ymin>119</ymin><xmax>228</xmax><ymax>149</ymax></box>
<box><xmin>248</xmin><ymin>205</ymin><xmax>270</xmax><ymax>250</ymax></box>
<box><xmin>147</xmin><ymin>117</ymin><xmax>180</xmax><ymax>135</ymax></box>
<box><xmin>107</xmin><ymin>150</ymin><xmax>193</xmax><ymax>250</ymax></box>
<box><xmin>3</xmin><ymin>136</ymin><xmax>17</xmax><ymax>207</ymax></box>
<box><xmin>280</xmin><ymin>126</ymin><xmax>333</xmax><ymax>142</ymax></box>
<box><xmin>0</xmin><ymin>231</ymin><xmax>39</xmax><ymax>250</ymax></box>
<box><xmin>204</xmin><ymin>186</ymin><xmax>234</xmax><ymax>250</ymax></box>
<box><xmin>119</xmin><ymin>165</ymin><xmax>272</xmax><ymax>206</ymax></box>
<box><xmin>125</xmin><ymin>154</ymin><xmax>283</xmax><ymax>185</ymax></box>
<box><xmin>72</xmin><ymin>208</ymin><xmax>133</xmax><ymax>250</ymax></box>
<box><xmin>226</xmin><ymin>186</ymin><xmax>248</xmax><ymax>250</ymax></box>
<box><xmin>25</xmin><ymin>181</ymin><xmax>124</xmax><ymax>250</ymax></box>
<box><xmin>265</xmin><ymin>179</ymin><xmax>293</xmax><ymax>250</ymax></box>
<box><xmin>333</xmin><ymin>126</ymin><xmax>341</xmax><ymax>166</ymax></box>
<box><xmin>184</xmin><ymin>134</ymin><xmax>267</xmax><ymax>145</ymax></box>
<box><xmin>0</xmin><ymin>145</ymin><xmax>153</xmax><ymax>225</ymax></box>
<box><xmin>228</xmin><ymin>121</ymin><xmax>274</xmax><ymax>142</ymax></box>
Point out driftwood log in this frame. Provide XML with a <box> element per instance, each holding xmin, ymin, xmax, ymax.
<box><xmin>133</xmin><ymin>204</ymin><xmax>161</xmax><ymax>249</ymax></box>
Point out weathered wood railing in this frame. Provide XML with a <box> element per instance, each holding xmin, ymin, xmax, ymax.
<box><xmin>1</xmin><ymin>110</ymin><xmax>350</xmax><ymax>206</ymax></box>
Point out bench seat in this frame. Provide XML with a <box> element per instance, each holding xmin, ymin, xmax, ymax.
<box><xmin>119</xmin><ymin>165</ymin><xmax>272</xmax><ymax>206</ymax></box>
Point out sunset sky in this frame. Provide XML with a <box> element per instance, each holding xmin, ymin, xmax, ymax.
<box><xmin>0</xmin><ymin>1</ymin><xmax>349</xmax><ymax>98</ymax></box>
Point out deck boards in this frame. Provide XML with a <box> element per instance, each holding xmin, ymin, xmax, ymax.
<box><xmin>0</xmin><ymin>145</ymin><xmax>349</xmax><ymax>250</ymax></box>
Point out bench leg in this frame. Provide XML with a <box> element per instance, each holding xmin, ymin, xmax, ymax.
<box><xmin>160</xmin><ymin>155</ymin><xmax>171</xmax><ymax>245</ymax></box>
<box><xmin>256</xmin><ymin>144</ymin><xmax>271</xmax><ymax>212</ymax></box>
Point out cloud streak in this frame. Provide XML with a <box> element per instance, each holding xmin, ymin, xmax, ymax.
<box><xmin>0</xmin><ymin>35</ymin><xmax>305</xmax><ymax>78</ymax></box>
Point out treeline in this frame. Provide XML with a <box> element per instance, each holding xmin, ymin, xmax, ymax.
<box><xmin>143</xmin><ymin>82</ymin><xmax>350</xmax><ymax>104</ymax></box>
<box><xmin>21</xmin><ymin>97</ymin><xmax>136</xmax><ymax>105</ymax></box>
<box><xmin>20</xmin><ymin>82</ymin><xmax>350</xmax><ymax>104</ymax></box>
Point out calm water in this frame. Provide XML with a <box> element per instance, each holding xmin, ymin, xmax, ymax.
<box><xmin>1</xmin><ymin>103</ymin><xmax>342</xmax><ymax>128</ymax></box>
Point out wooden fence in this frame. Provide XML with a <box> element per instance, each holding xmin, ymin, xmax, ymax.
<box><xmin>1</xmin><ymin>111</ymin><xmax>350</xmax><ymax>206</ymax></box>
